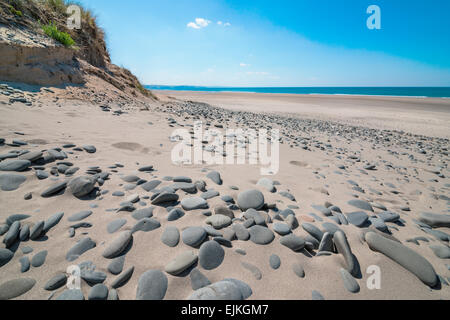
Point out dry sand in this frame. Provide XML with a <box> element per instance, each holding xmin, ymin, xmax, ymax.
<box><xmin>0</xmin><ymin>85</ymin><xmax>449</xmax><ymax>300</ymax></box>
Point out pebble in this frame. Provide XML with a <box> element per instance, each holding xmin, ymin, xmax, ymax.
<box><xmin>273</xmin><ymin>222</ymin><xmax>291</xmax><ymax>236</ymax></box>
<box><xmin>190</xmin><ymin>268</ymin><xmax>211</xmax><ymax>290</ymax></box>
<box><xmin>348</xmin><ymin>199</ymin><xmax>374</xmax><ymax>212</ymax></box>
<box><xmin>68</xmin><ymin>176</ymin><xmax>96</xmax><ymax>198</ymax></box>
<box><xmin>56</xmin><ymin>289</ymin><xmax>85</xmax><ymax>300</ymax></box>
<box><xmin>43</xmin><ymin>212</ymin><xmax>64</xmax><ymax>233</ymax></box>
<box><xmin>248</xmin><ymin>225</ymin><xmax>275</xmax><ymax>245</ymax></box>
<box><xmin>108</xmin><ymin>256</ymin><xmax>126</xmax><ymax>275</ymax></box>
<box><xmin>167</xmin><ymin>208</ymin><xmax>185</xmax><ymax>221</ymax></box>
<box><xmin>31</xmin><ymin>250</ymin><xmax>47</xmax><ymax>267</ymax></box>
<box><xmin>280</xmin><ymin>234</ymin><xmax>306</xmax><ymax>251</ymax></box>
<box><xmin>68</xmin><ymin>210</ymin><xmax>93</xmax><ymax>222</ymax></box>
<box><xmin>181</xmin><ymin>197</ymin><xmax>209</xmax><ymax>211</ymax></box>
<box><xmin>165</xmin><ymin>251</ymin><xmax>198</xmax><ymax>275</ymax></box>
<box><xmin>107</xmin><ymin>219</ymin><xmax>127</xmax><ymax>234</ymax></box>
<box><xmin>111</xmin><ymin>266</ymin><xmax>135</xmax><ymax>289</ymax></box>
<box><xmin>182</xmin><ymin>227</ymin><xmax>208</xmax><ymax>247</ymax></box>
<box><xmin>0</xmin><ymin>173</ymin><xmax>27</xmax><ymax>191</ymax></box>
<box><xmin>131</xmin><ymin>218</ymin><xmax>161</xmax><ymax>233</ymax></box>
<box><xmin>199</xmin><ymin>241</ymin><xmax>225</xmax><ymax>270</ymax></box>
<box><xmin>206</xmin><ymin>214</ymin><xmax>232</xmax><ymax>229</ymax></box>
<box><xmin>241</xmin><ymin>262</ymin><xmax>262</xmax><ymax>280</ymax></box>
<box><xmin>88</xmin><ymin>284</ymin><xmax>109</xmax><ymax>300</ymax></box>
<box><xmin>419</xmin><ymin>212</ymin><xmax>450</xmax><ymax>228</ymax></box>
<box><xmin>161</xmin><ymin>226</ymin><xmax>180</xmax><ymax>247</ymax></box>
<box><xmin>188</xmin><ymin>280</ymin><xmax>244</xmax><ymax>300</ymax></box>
<box><xmin>66</xmin><ymin>237</ymin><xmax>96</xmax><ymax>262</ymax></box>
<box><xmin>207</xmin><ymin>171</ymin><xmax>223</xmax><ymax>185</ymax></box>
<box><xmin>0</xmin><ymin>160</ymin><xmax>31</xmax><ymax>172</ymax></box>
<box><xmin>237</xmin><ymin>190</ymin><xmax>265</xmax><ymax>211</ymax></box>
<box><xmin>41</xmin><ymin>181</ymin><xmax>67</xmax><ymax>197</ymax></box>
<box><xmin>136</xmin><ymin>270</ymin><xmax>168</xmax><ymax>300</ymax></box>
<box><xmin>29</xmin><ymin>221</ymin><xmax>45</xmax><ymax>240</ymax></box>
<box><xmin>44</xmin><ymin>274</ymin><xmax>67</xmax><ymax>291</ymax></box>
<box><xmin>257</xmin><ymin>178</ymin><xmax>276</xmax><ymax>193</ymax></box>
<box><xmin>0</xmin><ymin>278</ymin><xmax>36</xmax><ymax>300</ymax></box>
<box><xmin>334</xmin><ymin>231</ymin><xmax>357</xmax><ymax>276</ymax></box>
<box><xmin>3</xmin><ymin>221</ymin><xmax>20</xmax><ymax>247</ymax></box>
<box><xmin>102</xmin><ymin>231</ymin><xmax>133</xmax><ymax>259</ymax></box>
<box><xmin>365</xmin><ymin>231</ymin><xmax>438</xmax><ymax>287</ymax></box>
<box><xmin>429</xmin><ymin>244</ymin><xmax>450</xmax><ymax>259</ymax></box>
<box><xmin>19</xmin><ymin>256</ymin><xmax>30</xmax><ymax>273</ymax></box>
<box><xmin>302</xmin><ymin>223</ymin><xmax>324</xmax><ymax>242</ymax></box>
<box><xmin>340</xmin><ymin>268</ymin><xmax>360</xmax><ymax>293</ymax></box>
<box><xmin>132</xmin><ymin>208</ymin><xmax>154</xmax><ymax>220</ymax></box>
<box><xmin>269</xmin><ymin>254</ymin><xmax>281</xmax><ymax>270</ymax></box>
<box><xmin>292</xmin><ymin>263</ymin><xmax>305</xmax><ymax>278</ymax></box>
<box><xmin>346</xmin><ymin>212</ymin><xmax>369</xmax><ymax>227</ymax></box>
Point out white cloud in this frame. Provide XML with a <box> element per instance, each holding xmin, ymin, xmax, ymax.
<box><xmin>240</xmin><ymin>63</ymin><xmax>250</xmax><ymax>67</ymax></box>
<box><xmin>246</xmin><ymin>71</ymin><xmax>270</xmax><ymax>76</ymax></box>
<box><xmin>218</xmin><ymin>21</ymin><xmax>231</xmax><ymax>27</ymax></box>
<box><xmin>187</xmin><ymin>18</ymin><xmax>211</xmax><ymax>29</ymax></box>
<box><xmin>223</xmin><ymin>22</ymin><xmax>231</xmax><ymax>27</ymax></box>
<box><xmin>217</xmin><ymin>21</ymin><xmax>223</xmax><ymax>25</ymax></box>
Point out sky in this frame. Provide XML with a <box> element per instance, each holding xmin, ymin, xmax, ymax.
<box><xmin>77</xmin><ymin>0</ymin><xmax>450</xmax><ymax>87</ymax></box>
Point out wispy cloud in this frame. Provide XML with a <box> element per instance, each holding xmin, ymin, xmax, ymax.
<box><xmin>187</xmin><ymin>18</ymin><xmax>211</xmax><ymax>29</ymax></box>
<box><xmin>240</xmin><ymin>63</ymin><xmax>250</xmax><ymax>67</ymax></box>
<box><xmin>246</xmin><ymin>71</ymin><xmax>270</xmax><ymax>75</ymax></box>
<box><xmin>217</xmin><ymin>21</ymin><xmax>231</xmax><ymax>27</ymax></box>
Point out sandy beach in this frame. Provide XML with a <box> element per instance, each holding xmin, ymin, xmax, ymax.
<box><xmin>0</xmin><ymin>85</ymin><xmax>449</xmax><ymax>300</ymax></box>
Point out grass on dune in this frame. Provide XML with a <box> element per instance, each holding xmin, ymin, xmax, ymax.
<box><xmin>42</xmin><ymin>22</ymin><xmax>75</xmax><ymax>47</ymax></box>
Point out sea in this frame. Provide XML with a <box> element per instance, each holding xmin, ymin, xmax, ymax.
<box><xmin>145</xmin><ymin>86</ymin><xmax>450</xmax><ymax>98</ymax></box>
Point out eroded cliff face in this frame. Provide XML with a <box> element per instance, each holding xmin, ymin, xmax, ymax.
<box><xmin>0</xmin><ymin>25</ymin><xmax>84</xmax><ymax>85</ymax></box>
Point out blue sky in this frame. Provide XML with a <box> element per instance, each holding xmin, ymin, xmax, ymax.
<box><xmin>78</xmin><ymin>0</ymin><xmax>450</xmax><ymax>86</ymax></box>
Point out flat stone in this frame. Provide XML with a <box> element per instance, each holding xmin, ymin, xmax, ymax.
<box><xmin>29</xmin><ymin>221</ymin><xmax>45</xmax><ymax>240</ymax></box>
<box><xmin>44</xmin><ymin>274</ymin><xmax>67</xmax><ymax>291</ymax></box>
<box><xmin>108</xmin><ymin>256</ymin><xmax>126</xmax><ymax>275</ymax></box>
<box><xmin>348</xmin><ymin>199</ymin><xmax>374</xmax><ymax>212</ymax></box>
<box><xmin>0</xmin><ymin>173</ymin><xmax>27</xmax><ymax>191</ymax></box>
<box><xmin>199</xmin><ymin>241</ymin><xmax>225</xmax><ymax>270</ymax></box>
<box><xmin>131</xmin><ymin>218</ymin><xmax>160</xmax><ymax>233</ymax></box>
<box><xmin>237</xmin><ymin>190</ymin><xmax>265</xmax><ymax>211</ymax></box>
<box><xmin>377</xmin><ymin>211</ymin><xmax>400</xmax><ymax>223</ymax></box>
<box><xmin>190</xmin><ymin>268</ymin><xmax>211</xmax><ymax>290</ymax></box>
<box><xmin>182</xmin><ymin>227</ymin><xmax>207</xmax><ymax>247</ymax></box>
<box><xmin>365</xmin><ymin>231</ymin><xmax>438</xmax><ymax>287</ymax></box>
<box><xmin>334</xmin><ymin>231</ymin><xmax>357</xmax><ymax>276</ymax></box>
<box><xmin>318</xmin><ymin>232</ymin><xmax>334</xmax><ymax>253</ymax></box>
<box><xmin>102</xmin><ymin>231</ymin><xmax>133</xmax><ymax>259</ymax></box>
<box><xmin>111</xmin><ymin>266</ymin><xmax>134</xmax><ymax>289</ymax></box>
<box><xmin>165</xmin><ymin>251</ymin><xmax>198</xmax><ymax>275</ymax></box>
<box><xmin>136</xmin><ymin>270</ymin><xmax>168</xmax><ymax>300</ymax></box>
<box><xmin>0</xmin><ymin>160</ymin><xmax>31</xmax><ymax>172</ymax></box>
<box><xmin>181</xmin><ymin>197</ymin><xmax>209</xmax><ymax>211</ymax></box>
<box><xmin>214</xmin><ymin>206</ymin><xmax>235</xmax><ymax>219</ymax></box>
<box><xmin>280</xmin><ymin>234</ymin><xmax>306</xmax><ymax>251</ymax></box>
<box><xmin>292</xmin><ymin>263</ymin><xmax>305</xmax><ymax>278</ymax></box>
<box><xmin>232</xmin><ymin>224</ymin><xmax>250</xmax><ymax>241</ymax></box>
<box><xmin>241</xmin><ymin>262</ymin><xmax>262</xmax><ymax>280</ymax></box>
<box><xmin>269</xmin><ymin>254</ymin><xmax>281</xmax><ymax>269</ymax></box>
<box><xmin>152</xmin><ymin>192</ymin><xmax>179</xmax><ymax>205</ymax></box>
<box><xmin>82</xmin><ymin>145</ymin><xmax>97</xmax><ymax>153</ymax></box>
<box><xmin>19</xmin><ymin>257</ymin><xmax>30</xmax><ymax>273</ymax></box>
<box><xmin>31</xmin><ymin>250</ymin><xmax>47</xmax><ymax>267</ymax></box>
<box><xmin>88</xmin><ymin>284</ymin><xmax>108</xmax><ymax>300</ymax></box>
<box><xmin>132</xmin><ymin>208</ymin><xmax>154</xmax><ymax>220</ymax></box>
<box><xmin>302</xmin><ymin>223</ymin><xmax>324</xmax><ymax>242</ymax></box>
<box><xmin>41</xmin><ymin>181</ymin><xmax>67</xmax><ymax>197</ymax></box>
<box><xmin>43</xmin><ymin>212</ymin><xmax>64</xmax><ymax>233</ymax></box>
<box><xmin>257</xmin><ymin>178</ymin><xmax>276</xmax><ymax>193</ymax></box>
<box><xmin>0</xmin><ymin>278</ymin><xmax>36</xmax><ymax>300</ymax></box>
<box><xmin>419</xmin><ymin>212</ymin><xmax>450</xmax><ymax>228</ymax></box>
<box><xmin>141</xmin><ymin>180</ymin><xmax>162</xmax><ymax>192</ymax></box>
<box><xmin>68</xmin><ymin>210</ymin><xmax>93</xmax><ymax>222</ymax></box>
<box><xmin>273</xmin><ymin>222</ymin><xmax>291</xmax><ymax>236</ymax></box>
<box><xmin>347</xmin><ymin>212</ymin><xmax>369</xmax><ymax>228</ymax></box>
<box><xmin>107</xmin><ymin>219</ymin><xmax>127</xmax><ymax>234</ymax></box>
<box><xmin>340</xmin><ymin>268</ymin><xmax>360</xmax><ymax>293</ymax></box>
<box><xmin>66</xmin><ymin>237</ymin><xmax>96</xmax><ymax>262</ymax></box>
<box><xmin>429</xmin><ymin>244</ymin><xmax>450</xmax><ymax>259</ymax></box>
<box><xmin>189</xmin><ymin>280</ymin><xmax>244</xmax><ymax>300</ymax></box>
<box><xmin>167</xmin><ymin>208</ymin><xmax>185</xmax><ymax>221</ymax></box>
<box><xmin>206</xmin><ymin>214</ymin><xmax>232</xmax><ymax>229</ymax></box>
<box><xmin>56</xmin><ymin>289</ymin><xmax>84</xmax><ymax>300</ymax></box>
<box><xmin>248</xmin><ymin>225</ymin><xmax>275</xmax><ymax>245</ymax></box>
<box><xmin>161</xmin><ymin>226</ymin><xmax>180</xmax><ymax>247</ymax></box>
<box><xmin>3</xmin><ymin>221</ymin><xmax>20</xmax><ymax>247</ymax></box>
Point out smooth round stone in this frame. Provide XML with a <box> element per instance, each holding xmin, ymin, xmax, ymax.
<box><xmin>82</xmin><ymin>145</ymin><xmax>97</xmax><ymax>153</ymax></box>
<box><xmin>322</xmin><ymin>222</ymin><xmax>342</xmax><ymax>235</ymax></box>
<box><xmin>182</xmin><ymin>227</ymin><xmax>207</xmax><ymax>247</ymax></box>
<box><xmin>173</xmin><ymin>176</ymin><xmax>192</xmax><ymax>183</ymax></box>
<box><xmin>201</xmin><ymin>190</ymin><xmax>220</xmax><ymax>200</ymax></box>
<box><xmin>181</xmin><ymin>197</ymin><xmax>209</xmax><ymax>211</ymax></box>
<box><xmin>0</xmin><ymin>173</ymin><xmax>27</xmax><ymax>191</ymax></box>
<box><xmin>41</xmin><ymin>181</ymin><xmax>67</xmax><ymax>197</ymax></box>
<box><xmin>68</xmin><ymin>176</ymin><xmax>96</xmax><ymax>198</ymax></box>
<box><xmin>199</xmin><ymin>241</ymin><xmax>225</xmax><ymax>270</ymax></box>
<box><xmin>6</xmin><ymin>214</ymin><xmax>30</xmax><ymax>226</ymax></box>
<box><xmin>365</xmin><ymin>231</ymin><xmax>438</xmax><ymax>287</ymax></box>
<box><xmin>248</xmin><ymin>225</ymin><xmax>275</xmax><ymax>245</ymax></box>
<box><xmin>68</xmin><ymin>210</ymin><xmax>93</xmax><ymax>222</ymax></box>
<box><xmin>131</xmin><ymin>218</ymin><xmax>160</xmax><ymax>233</ymax></box>
<box><xmin>312</xmin><ymin>290</ymin><xmax>325</xmax><ymax>300</ymax></box>
<box><xmin>214</xmin><ymin>206</ymin><xmax>235</xmax><ymax>219</ymax></box>
<box><xmin>88</xmin><ymin>284</ymin><xmax>109</xmax><ymax>300</ymax></box>
<box><xmin>0</xmin><ymin>160</ymin><xmax>31</xmax><ymax>172</ymax></box>
<box><xmin>19</xmin><ymin>257</ymin><xmax>30</xmax><ymax>273</ymax></box>
<box><xmin>419</xmin><ymin>212</ymin><xmax>450</xmax><ymax>228</ymax></box>
<box><xmin>237</xmin><ymin>190</ymin><xmax>265</xmax><ymax>211</ymax></box>
<box><xmin>0</xmin><ymin>278</ymin><xmax>36</xmax><ymax>300</ymax></box>
<box><xmin>348</xmin><ymin>199</ymin><xmax>374</xmax><ymax>212</ymax></box>
<box><xmin>141</xmin><ymin>180</ymin><xmax>162</xmax><ymax>192</ymax></box>
<box><xmin>223</xmin><ymin>278</ymin><xmax>253</xmax><ymax>299</ymax></box>
<box><xmin>232</xmin><ymin>224</ymin><xmax>250</xmax><ymax>241</ymax></box>
<box><xmin>132</xmin><ymin>208</ymin><xmax>154</xmax><ymax>220</ymax></box>
<box><xmin>0</xmin><ymin>224</ymin><xmax>9</xmax><ymax>236</ymax></box>
<box><xmin>43</xmin><ymin>212</ymin><xmax>64</xmax><ymax>233</ymax></box>
<box><xmin>190</xmin><ymin>268</ymin><xmax>211</xmax><ymax>290</ymax></box>
<box><xmin>36</xmin><ymin>170</ymin><xmax>49</xmax><ymax>180</ymax></box>
<box><xmin>206</xmin><ymin>214</ymin><xmax>232</xmax><ymax>230</ymax></box>
<box><xmin>168</xmin><ymin>208</ymin><xmax>185</xmax><ymax>221</ymax></box>
<box><xmin>136</xmin><ymin>270</ymin><xmax>168</xmax><ymax>300</ymax></box>
<box><xmin>171</xmin><ymin>182</ymin><xmax>197</xmax><ymax>193</ymax></box>
<box><xmin>107</xmin><ymin>219</ymin><xmax>127</xmax><ymax>234</ymax></box>
<box><xmin>126</xmin><ymin>194</ymin><xmax>140</xmax><ymax>203</ymax></box>
<box><xmin>29</xmin><ymin>221</ymin><xmax>45</xmax><ymax>240</ymax></box>
<box><xmin>429</xmin><ymin>245</ymin><xmax>450</xmax><ymax>259</ymax></box>
<box><xmin>102</xmin><ymin>231</ymin><xmax>133</xmax><ymax>259</ymax></box>
<box><xmin>269</xmin><ymin>254</ymin><xmax>281</xmax><ymax>270</ymax></box>
<box><xmin>213</xmin><ymin>237</ymin><xmax>232</xmax><ymax>248</ymax></box>
<box><xmin>111</xmin><ymin>266</ymin><xmax>134</xmax><ymax>289</ymax></box>
<box><xmin>151</xmin><ymin>192</ymin><xmax>179</xmax><ymax>205</ymax></box>
<box><xmin>161</xmin><ymin>226</ymin><xmax>180</xmax><ymax>247</ymax></box>
<box><xmin>108</xmin><ymin>256</ymin><xmax>125</xmax><ymax>275</ymax></box>
<box><xmin>56</xmin><ymin>289</ymin><xmax>85</xmax><ymax>300</ymax></box>
<box><xmin>347</xmin><ymin>212</ymin><xmax>369</xmax><ymax>227</ymax></box>
<box><xmin>188</xmin><ymin>281</ymin><xmax>244</xmax><ymax>300</ymax></box>
<box><xmin>66</xmin><ymin>237</ymin><xmax>96</xmax><ymax>262</ymax></box>
<box><xmin>292</xmin><ymin>263</ymin><xmax>305</xmax><ymax>278</ymax></box>
<box><xmin>207</xmin><ymin>171</ymin><xmax>223</xmax><ymax>185</ymax></box>
<box><xmin>302</xmin><ymin>223</ymin><xmax>324</xmax><ymax>241</ymax></box>
<box><xmin>280</xmin><ymin>234</ymin><xmax>306</xmax><ymax>251</ymax></box>
<box><xmin>340</xmin><ymin>268</ymin><xmax>360</xmax><ymax>293</ymax></box>
<box><xmin>31</xmin><ymin>250</ymin><xmax>47</xmax><ymax>267</ymax></box>
<box><xmin>44</xmin><ymin>274</ymin><xmax>67</xmax><ymax>291</ymax></box>
<box><xmin>273</xmin><ymin>223</ymin><xmax>291</xmax><ymax>236</ymax></box>
<box><xmin>112</xmin><ymin>191</ymin><xmax>125</xmax><ymax>197</ymax></box>
<box><xmin>3</xmin><ymin>221</ymin><xmax>20</xmax><ymax>247</ymax></box>
<box><xmin>377</xmin><ymin>211</ymin><xmax>400</xmax><ymax>223</ymax></box>
<box><xmin>165</xmin><ymin>251</ymin><xmax>198</xmax><ymax>275</ymax></box>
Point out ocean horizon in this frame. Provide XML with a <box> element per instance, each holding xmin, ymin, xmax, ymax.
<box><xmin>146</xmin><ymin>85</ymin><xmax>450</xmax><ymax>98</ymax></box>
